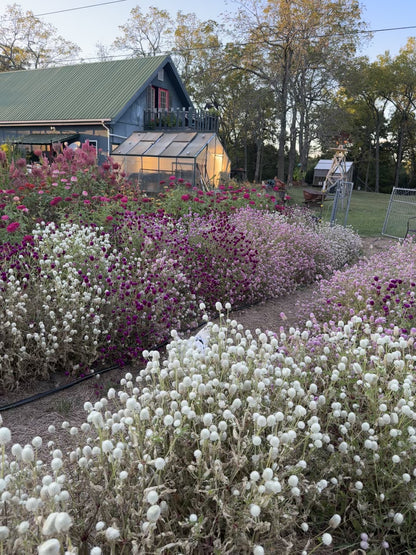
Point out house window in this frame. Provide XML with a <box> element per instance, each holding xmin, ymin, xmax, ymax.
<box><xmin>158</xmin><ymin>69</ymin><xmax>164</xmax><ymax>82</ymax></box>
<box><xmin>158</xmin><ymin>88</ymin><xmax>169</xmax><ymax>110</ymax></box>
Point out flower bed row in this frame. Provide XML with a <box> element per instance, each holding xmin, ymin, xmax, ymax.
<box><xmin>1</xmin><ymin>255</ymin><xmax>416</xmax><ymax>552</ymax></box>
<box><xmin>0</xmin><ymin>206</ymin><xmax>361</xmax><ymax>389</ymax></box>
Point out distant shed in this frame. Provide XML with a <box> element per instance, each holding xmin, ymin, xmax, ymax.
<box><xmin>112</xmin><ymin>131</ymin><xmax>230</xmax><ymax>193</ymax></box>
<box><xmin>313</xmin><ymin>159</ymin><xmax>354</xmax><ymax>187</ymax></box>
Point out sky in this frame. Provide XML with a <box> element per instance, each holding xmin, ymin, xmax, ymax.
<box><xmin>6</xmin><ymin>0</ymin><xmax>416</xmax><ymax>62</ymax></box>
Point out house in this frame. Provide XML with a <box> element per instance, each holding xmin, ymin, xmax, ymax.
<box><xmin>313</xmin><ymin>159</ymin><xmax>354</xmax><ymax>188</ymax></box>
<box><xmin>0</xmin><ymin>55</ymin><xmax>228</xmax><ymax>189</ymax></box>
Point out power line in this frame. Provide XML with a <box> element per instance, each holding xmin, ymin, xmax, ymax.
<box><xmin>33</xmin><ymin>0</ymin><xmax>126</xmax><ymax>18</ymax></box>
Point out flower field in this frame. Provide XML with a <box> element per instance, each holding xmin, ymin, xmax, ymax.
<box><xmin>1</xmin><ymin>144</ymin><xmax>415</xmax><ymax>553</ymax></box>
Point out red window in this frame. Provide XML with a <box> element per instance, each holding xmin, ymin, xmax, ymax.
<box><xmin>158</xmin><ymin>88</ymin><xmax>169</xmax><ymax>110</ymax></box>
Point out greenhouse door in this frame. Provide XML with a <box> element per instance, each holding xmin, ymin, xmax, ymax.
<box><xmin>173</xmin><ymin>160</ymin><xmax>195</xmax><ymax>184</ymax></box>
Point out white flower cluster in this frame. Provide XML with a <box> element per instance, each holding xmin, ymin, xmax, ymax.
<box><xmin>1</xmin><ymin>312</ymin><xmax>415</xmax><ymax>552</ymax></box>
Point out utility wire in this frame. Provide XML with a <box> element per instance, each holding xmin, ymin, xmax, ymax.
<box><xmin>33</xmin><ymin>1</ymin><xmax>127</xmax><ymax>18</ymax></box>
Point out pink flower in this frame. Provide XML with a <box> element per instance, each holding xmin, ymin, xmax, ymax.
<box><xmin>82</xmin><ymin>190</ymin><xmax>88</xmax><ymax>196</ymax></box>
<box><xmin>38</xmin><ymin>190</ymin><xmax>44</xmax><ymax>195</ymax></box>
<box><xmin>6</xmin><ymin>221</ymin><xmax>20</xmax><ymax>233</ymax></box>
<box><xmin>120</xmin><ymin>196</ymin><xmax>129</xmax><ymax>203</ymax></box>
<box><xmin>181</xmin><ymin>194</ymin><xmax>190</xmax><ymax>201</ymax></box>
<box><xmin>70</xmin><ymin>176</ymin><xmax>78</xmax><ymax>182</ymax></box>
<box><xmin>50</xmin><ymin>196</ymin><xmax>62</xmax><ymax>206</ymax></box>
<box><xmin>16</xmin><ymin>205</ymin><xmax>28</xmax><ymax>212</ymax></box>
<box><xmin>1</xmin><ymin>215</ymin><xmax>9</xmax><ymax>221</ymax></box>
<box><xmin>52</xmin><ymin>182</ymin><xmax>58</xmax><ymax>187</ymax></box>
<box><xmin>106</xmin><ymin>215</ymin><xmax>113</xmax><ymax>221</ymax></box>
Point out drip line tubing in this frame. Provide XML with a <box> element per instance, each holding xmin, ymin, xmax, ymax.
<box><xmin>0</xmin><ymin>298</ymin><xmax>263</xmax><ymax>413</ymax></box>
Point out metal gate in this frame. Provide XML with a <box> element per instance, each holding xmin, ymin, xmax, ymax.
<box><xmin>328</xmin><ymin>181</ymin><xmax>354</xmax><ymax>227</ymax></box>
<box><xmin>382</xmin><ymin>187</ymin><xmax>416</xmax><ymax>239</ymax></box>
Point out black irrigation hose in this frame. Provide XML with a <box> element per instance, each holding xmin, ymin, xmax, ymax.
<box><xmin>0</xmin><ymin>298</ymin><xmax>265</xmax><ymax>413</ymax></box>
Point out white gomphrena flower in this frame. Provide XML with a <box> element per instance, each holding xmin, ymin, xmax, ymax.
<box><xmin>215</xmin><ymin>301</ymin><xmax>223</xmax><ymax>312</ymax></box>
<box><xmin>288</xmin><ymin>475</ymin><xmax>298</xmax><ymax>487</ymax></box>
<box><xmin>250</xmin><ymin>504</ymin><xmax>261</xmax><ymax>518</ymax></box>
<box><xmin>0</xmin><ymin>526</ymin><xmax>9</xmax><ymax>540</ymax></box>
<box><xmin>17</xmin><ymin>521</ymin><xmax>30</xmax><ymax>535</ymax></box>
<box><xmin>21</xmin><ymin>445</ymin><xmax>34</xmax><ymax>463</ymax></box>
<box><xmin>146</xmin><ymin>491</ymin><xmax>159</xmax><ymax>505</ymax></box>
<box><xmin>37</xmin><ymin>538</ymin><xmax>61</xmax><ymax>555</ymax></box>
<box><xmin>329</xmin><ymin>514</ymin><xmax>342</xmax><ymax>528</ymax></box>
<box><xmin>394</xmin><ymin>513</ymin><xmax>404</xmax><ymax>525</ymax></box>
<box><xmin>355</xmin><ymin>481</ymin><xmax>363</xmax><ymax>491</ymax></box>
<box><xmin>105</xmin><ymin>527</ymin><xmax>120</xmax><ymax>541</ymax></box>
<box><xmin>301</xmin><ymin>522</ymin><xmax>309</xmax><ymax>532</ymax></box>
<box><xmin>147</xmin><ymin>505</ymin><xmax>161</xmax><ymax>522</ymax></box>
<box><xmin>90</xmin><ymin>548</ymin><xmax>102</xmax><ymax>555</ymax></box>
<box><xmin>42</xmin><ymin>513</ymin><xmax>59</xmax><ymax>535</ymax></box>
<box><xmin>250</xmin><ymin>471</ymin><xmax>260</xmax><ymax>482</ymax></box>
<box><xmin>48</xmin><ymin>425</ymin><xmax>56</xmax><ymax>434</ymax></box>
<box><xmin>101</xmin><ymin>440</ymin><xmax>113</xmax><ymax>453</ymax></box>
<box><xmin>51</xmin><ymin>458</ymin><xmax>63</xmax><ymax>472</ymax></box>
<box><xmin>54</xmin><ymin>512</ymin><xmax>72</xmax><ymax>533</ymax></box>
<box><xmin>154</xmin><ymin>457</ymin><xmax>166</xmax><ymax>470</ymax></box>
<box><xmin>253</xmin><ymin>546</ymin><xmax>265</xmax><ymax>555</ymax></box>
<box><xmin>32</xmin><ymin>436</ymin><xmax>42</xmax><ymax>448</ymax></box>
<box><xmin>322</xmin><ymin>533</ymin><xmax>333</xmax><ymax>546</ymax></box>
<box><xmin>0</xmin><ymin>427</ymin><xmax>11</xmax><ymax>445</ymax></box>
<box><xmin>95</xmin><ymin>522</ymin><xmax>105</xmax><ymax>531</ymax></box>
<box><xmin>189</xmin><ymin>514</ymin><xmax>198</xmax><ymax>523</ymax></box>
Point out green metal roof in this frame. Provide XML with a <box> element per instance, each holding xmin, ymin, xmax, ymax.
<box><xmin>0</xmin><ymin>56</ymin><xmax>169</xmax><ymax>123</ymax></box>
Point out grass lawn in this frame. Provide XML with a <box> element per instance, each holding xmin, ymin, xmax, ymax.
<box><xmin>287</xmin><ymin>186</ymin><xmax>391</xmax><ymax>237</ymax></box>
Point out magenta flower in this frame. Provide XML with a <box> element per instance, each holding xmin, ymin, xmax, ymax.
<box><xmin>50</xmin><ymin>197</ymin><xmax>63</xmax><ymax>206</ymax></box>
<box><xmin>6</xmin><ymin>221</ymin><xmax>20</xmax><ymax>233</ymax></box>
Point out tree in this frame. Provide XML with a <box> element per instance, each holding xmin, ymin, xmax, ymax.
<box><xmin>113</xmin><ymin>6</ymin><xmax>173</xmax><ymax>57</ymax></box>
<box><xmin>378</xmin><ymin>39</ymin><xmax>416</xmax><ymax>188</ymax></box>
<box><xmin>0</xmin><ymin>3</ymin><xmax>80</xmax><ymax>71</ymax></box>
<box><xmin>228</xmin><ymin>0</ymin><xmax>366</xmax><ymax>181</ymax></box>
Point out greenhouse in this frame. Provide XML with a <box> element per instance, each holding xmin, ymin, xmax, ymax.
<box><xmin>112</xmin><ymin>131</ymin><xmax>230</xmax><ymax>194</ymax></box>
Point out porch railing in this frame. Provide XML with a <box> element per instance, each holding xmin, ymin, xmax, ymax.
<box><xmin>144</xmin><ymin>108</ymin><xmax>219</xmax><ymax>132</ymax></box>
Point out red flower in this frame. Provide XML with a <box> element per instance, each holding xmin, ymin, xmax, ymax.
<box><xmin>50</xmin><ymin>196</ymin><xmax>62</xmax><ymax>206</ymax></box>
<box><xmin>243</xmin><ymin>193</ymin><xmax>250</xmax><ymax>199</ymax></box>
<box><xmin>106</xmin><ymin>216</ymin><xmax>114</xmax><ymax>221</ymax></box>
<box><xmin>6</xmin><ymin>221</ymin><xmax>20</xmax><ymax>233</ymax></box>
<box><xmin>181</xmin><ymin>194</ymin><xmax>190</xmax><ymax>201</ymax></box>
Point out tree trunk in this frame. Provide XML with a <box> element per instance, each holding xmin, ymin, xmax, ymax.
<box><xmin>277</xmin><ymin>47</ymin><xmax>292</xmax><ymax>181</ymax></box>
<box><xmin>287</xmin><ymin>106</ymin><xmax>297</xmax><ymax>185</ymax></box>
<box><xmin>254</xmin><ymin>139</ymin><xmax>263</xmax><ymax>182</ymax></box>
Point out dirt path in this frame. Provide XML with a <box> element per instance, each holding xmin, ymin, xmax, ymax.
<box><xmin>0</xmin><ymin>236</ymin><xmax>396</xmax><ymax>448</ymax></box>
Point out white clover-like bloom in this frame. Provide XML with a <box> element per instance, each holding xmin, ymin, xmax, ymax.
<box><xmin>17</xmin><ymin>521</ymin><xmax>30</xmax><ymax>535</ymax></box>
<box><xmin>189</xmin><ymin>514</ymin><xmax>198</xmax><ymax>523</ymax></box>
<box><xmin>90</xmin><ymin>548</ymin><xmax>102</xmax><ymax>555</ymax></box>
<box><xmin>329</xmin><ymin>514</ymin><xmax>341</xmax><ymax>528</ymax></box>
<box><xmin>0</xmin><ymin>526</ymin><xmax>9</xmax><ymax>540</ymax></box>
<box><xmin>253</xmin><ymin>546</ymin><xmax>265</xmax><ymax>555</ymax></box>
<box><xmin>146</xmin><ymin>504</ymin><xmax>161</xmax><ymax>522</ymax></box>
<box><xmin>288</xmin><ymin>475</ymin><xmax>298</xmax><ymax>487</ymax></box>
<box><xmin>146</xmin><ymin>491</ymin><xmax>159</xmax><ymax>505</ymax></box>
<box><xmin>322</xmin><ymin>532</ymin><xmax>332</xmax><ymax>546</ymax></box>
<box><xmin>250</xmin><ymin>504</ymin><xmax>261</xmax><ymax>518</ymax></box>
<box><xmin>95</xmin><ymin>521</ymin><xmax>105</xmax><ymax>531</ymax></box>
<box><xmin>0</xmin><ymin>427</ymin><xmax>11</xmax><ymax>445</ymax></box>
<box><xmin>394</xmin><ymin>513</ymin><xmax>404</xmax><ymax>525</ymax></box>
<box><xmin>105</xmin><ymin>526</ymin><xmax>120</xmax><ymax>541</ymax></box>
<box><xmin>37</xmin><ymin>538</ymin><xmax>61</xmax><ymax>555</ymax></box>
<box><xmin>154</xmin><ymin>457</ymin><xmax>166</xmax><ymax>470</ymax></box>
<box><xmin>215</xmin><ymin>302</ymin><xmax>223</xmax><ymax>312</ymax></box>
<box><xmin>21</xmin><ymin>445</ymin><xmax>34</xmax><ymax>463</ymax></box>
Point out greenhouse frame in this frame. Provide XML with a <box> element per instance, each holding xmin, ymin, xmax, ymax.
<box><xmin>112</xmin><ymin>131</ymin><xmax>230</xmax><ymax>194</ymax></box>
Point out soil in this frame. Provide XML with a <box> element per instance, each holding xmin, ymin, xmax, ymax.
<box><xmin>0</xmin><ymin>235</ymin><xmax>396</xmax><ymax>449</ymax></box>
